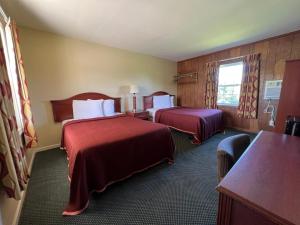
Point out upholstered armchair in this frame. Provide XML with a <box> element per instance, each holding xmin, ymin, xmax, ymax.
<box><xmin>217</xmin><ymin>134</ymin><xmax>251</xmax><ymax>182</ymax></box>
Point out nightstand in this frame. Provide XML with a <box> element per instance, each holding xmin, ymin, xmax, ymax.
<box><xmin>126</xmin><ymin>110</ymin><xmax>149</xmax><ymax>120</ymax></box>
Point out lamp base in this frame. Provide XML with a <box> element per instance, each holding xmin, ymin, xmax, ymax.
<box><xmin>132</xmin><ymin>94</ymin><xmax>136</xmax><ymax>113</ymax></box>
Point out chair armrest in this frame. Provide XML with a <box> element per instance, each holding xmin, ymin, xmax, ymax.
<box><xmin>217</xmin><ymin>151</ymin><xmax>234</xmax><ymax>182</ymax></box>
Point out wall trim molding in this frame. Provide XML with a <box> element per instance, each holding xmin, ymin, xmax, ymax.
<box><xmin>11</xmin><ymin>144</ymin><xmax>60</xmax><ymax>225</ymax></box>
<box><xmin>226</xmin><ymin>126</ymin><xmax>259</xmax><ymax>134</ymax></box>
<box><xmin>34</xmin><ymin>143</ymin><xmax>60</xmax><ymax>152</ymax></box>
<box><xmin>2</xmin><ymin>152</ymin><xmax>36</xmax><ymax>225</ymax></box>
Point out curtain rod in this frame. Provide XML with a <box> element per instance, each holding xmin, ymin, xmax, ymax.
<box><xmin>218</xmin><ymin>53</ymin><xmax>260</xmax><ymax>63</ymax></box>
<box><xmin>218</xmin><ymin>55</ymin><xmax>245</xmax><ymax>63</ymax></box>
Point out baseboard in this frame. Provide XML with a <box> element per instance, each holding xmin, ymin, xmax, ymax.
<box><xmin>8</xmin><ymin>144</ymin><xmax>60</xmax><ymax>225</ymax></box>
<box><xmin>11</xmin><ymin>147</ymin><xmax>38</xmax><ymax>225</ymax></box>
<box><xmin>1</xmin><ymin>149</ymin><xmax>35</xmax><ymax>225</ymax></box>
<box><xmin>34</xmin><ymin>143</ymin><xmax>61</xmax><ymax>152</ymax></box>
<box><xmin>225</xmin><ymin>126</ymin><xmax>259</xmax><ymax>134</ymax></box>
<box><xmin>15</xmin><ymin>143</ymin><xmax>60</xmax><ymax>224</ymax></box>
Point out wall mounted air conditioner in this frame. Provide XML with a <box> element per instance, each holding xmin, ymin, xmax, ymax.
<box><xmin>264</xmin><ymin>80</ymin><xmax>282</xmax><ymax>100</ymax></box>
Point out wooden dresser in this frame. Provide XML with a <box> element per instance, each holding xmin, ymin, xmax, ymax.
<box><xmin>217</xmin><ymin>131</ymin><xmax>300</xmax><ymax>225</ymax></box>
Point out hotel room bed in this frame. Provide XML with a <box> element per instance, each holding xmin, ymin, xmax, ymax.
<box><xmin>51</xmin><ymin>93</ymin><xmax>175</xmax><ymax>215</ymax></box>
<box><xmin>144</xmin><ymin>91</ymin><xmax>223</xmax><ymax>144</ymax></box>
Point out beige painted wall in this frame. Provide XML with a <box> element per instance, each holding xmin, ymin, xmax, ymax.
<box><xmin>18</xmin><ymin>27</ymin><xmax>177</xmax><ymax>148</ymax></box>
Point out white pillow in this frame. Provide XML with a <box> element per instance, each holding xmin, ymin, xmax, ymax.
<box><xmin>72</xmin><ymin>99</ymin><xmax>104</xmax><ymax>119</ymax></box>
<box><xmin>170</xmin><ymin>96</ymin><xmax>175</xmax><ymax>107</ymax></box>
<box><xmin>103</xmin><ymin>99</ymin><xmax>115</xmax><ymax>116</ymax></box>
<box><xmin>153</xmin><ymin>95</ymin><xmax>171</xmax><ymax>109</ymax></box>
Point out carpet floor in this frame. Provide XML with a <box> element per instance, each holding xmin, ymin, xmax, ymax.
<box><xmin>19</xmin><ymin>129</ymin><xmax>255</xmax><ymax>225</ymax></box>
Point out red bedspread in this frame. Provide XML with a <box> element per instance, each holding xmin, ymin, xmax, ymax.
<box><xmin>61</xmin><ymin>115</ymin><xmax>175</xmax><ymax>215</ymax></box>
<box><xmin>155</xmin><ymin>107</ymin><xmax>223</xmax><ymax>143</ymax></box>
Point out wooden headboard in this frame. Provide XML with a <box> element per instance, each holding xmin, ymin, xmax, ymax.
<box><xmin>143</xmin><ymin>91</ymin><xmax>175</xmax><ymax>110</ymax></box>
<box><xmin>50</xmin><ymin>92</ymin><xmax>121</xmax><ymax>122</ymax></box>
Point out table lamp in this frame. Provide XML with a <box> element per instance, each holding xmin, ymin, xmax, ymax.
<box><xmin>129</xmin><ymin>85</ymin><xmax>139</xmax><ymax>112</ymax></box>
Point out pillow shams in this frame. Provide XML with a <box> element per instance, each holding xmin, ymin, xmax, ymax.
<box><xmin>72</xmin><ymin>99</ymin><xmax>104</xmax><ymax>119</ymax></box>
<box><xmin>153</xmin><ymin>95</ymin><xmax>171</xmax><ymax>109</ymax></box>
<box><xmin>170</xmin><ymin>96</ymin><xmax>175</xmax><ymax>107</ymax></box>
<box><xmin>103</xmin><ymin>99</ymin><xmax>115</xmax><ymax>116</ymax></box>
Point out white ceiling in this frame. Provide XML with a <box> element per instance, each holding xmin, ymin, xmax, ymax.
<box><xmin>1</xmin><ymin>0</ymin><xmax>300</xmax><ymax>61</ymax></box>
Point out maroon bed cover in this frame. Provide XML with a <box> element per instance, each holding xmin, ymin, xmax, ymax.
<box><xmin>61</xmin><ymin>115</ymin><xmax>175</xmax><ymax>215</ymax></box>
<box><xmin>155</xmin><ymin>107</ymin><xmax>223</xmax><ymax>143</ymax></box>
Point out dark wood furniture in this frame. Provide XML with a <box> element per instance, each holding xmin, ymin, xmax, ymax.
<box><xmin>126</xmin><ymin>110</ymin><xmax>149</xmax><ymax>120</ymax></box>
<box><xmin>143</xmin><ymin>91</ymin><xmax>175</xmax><ymax>110</ymax></box>
<box><xmin>217</xmin><ymin>131</ymin><xmax>300</xmax><ymax>225</ymax></box>
<box><xmin>50</xmin><ymin>92</ymin><xmax>121</xmax><ymax>122</ymax></box>
<box><xmin>275</xmin><ymin>60</ymin><xmax>300</xmax><ymax>133</ymax></box>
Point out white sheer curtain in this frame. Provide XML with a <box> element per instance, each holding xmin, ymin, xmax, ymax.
<box><xmin>2</xmin><ymin>18</ymin><xmax>24</xmax><ymax>132</ymax></box>
<box><xmin>0</xmin><ymin>9</ymin><xmax>29</xmax><ymax>200</ymax></box>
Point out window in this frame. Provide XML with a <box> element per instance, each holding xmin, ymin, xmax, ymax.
<box><xmin>217</xmin><ymin>61</ymin><xmax>243</xmax><ymax>106</ymax></box>
<box><xmin>0</xmin><ymin>20</ymin><xmax>24</xmax><ymax>132</ymax></box>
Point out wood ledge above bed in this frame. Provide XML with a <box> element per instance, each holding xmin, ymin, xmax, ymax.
<box><xmin>50</xmin><ymin>92</ymin><xmax>121</xmax><ymax>122</ymax></box>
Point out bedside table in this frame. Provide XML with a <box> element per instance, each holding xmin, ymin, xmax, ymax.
<box><xmin>126</xmin><ymin>110</ymin><xmax>149</xmax><ymax>120</ymax></box>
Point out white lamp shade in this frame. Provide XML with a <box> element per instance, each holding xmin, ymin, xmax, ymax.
<box><xmin>129</xmin><ymin>85</ymin><xmax>139</xmax><ymax>94</ymax></box>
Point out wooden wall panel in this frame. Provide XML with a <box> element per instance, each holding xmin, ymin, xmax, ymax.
<box><xmin>177</xmin><ymin>31</ymin><xmax>300</xmax><ymax>132</ymax></box>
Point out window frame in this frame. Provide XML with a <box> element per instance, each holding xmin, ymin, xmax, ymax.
<box><xmin>217</xmin><ymin>60</ymin><xmax>244</xmax><ymax>107</ymax></box>
<box><xmin>0</xmin><ymin>19</ymin><xmax>24</xmax><ymax>133</ymax></box>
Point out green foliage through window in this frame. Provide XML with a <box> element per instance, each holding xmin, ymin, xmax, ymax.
<box><xmin>217</xmin><ymin>61</ymin><xmax>243</xmax><ymax>106</ymax></box>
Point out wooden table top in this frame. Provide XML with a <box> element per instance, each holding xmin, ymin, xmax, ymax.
<box><xmin>217</xmin><ymin>131</ymin><xmax>300</xmax><ymax>225</ymax></box>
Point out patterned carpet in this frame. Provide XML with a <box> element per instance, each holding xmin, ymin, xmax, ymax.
<box><xmin>19</xmin><ymin>129</ymin><xmax>255</xmax><ymax>225</ymax></box>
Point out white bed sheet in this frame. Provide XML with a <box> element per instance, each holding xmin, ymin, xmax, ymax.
<box><xmin>147</xmin><ymin>107</ymin><xmax>178</xmax><ymax>122</ymax></box>
<box><xmin>146</xmin><ymin>108</ymin><xmax>159</xmax><ymax>121</ymax></box>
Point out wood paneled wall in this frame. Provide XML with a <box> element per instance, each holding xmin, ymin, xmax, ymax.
<box><xmin>177</xmin><ymin>31</ymin><xmax>300</xmax><ymax>132</ymax></box>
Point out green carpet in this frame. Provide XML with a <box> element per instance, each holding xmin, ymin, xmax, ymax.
<box><xmin>19</xmin><ymin>129</ymin><xmax>255</xmax><ymax>225</ymax></box>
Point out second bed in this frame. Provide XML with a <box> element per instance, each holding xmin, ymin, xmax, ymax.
<box><xmin>144</xmin><ymin>91</ymin><xmax>223</xmax><ymax>144</ymax></box>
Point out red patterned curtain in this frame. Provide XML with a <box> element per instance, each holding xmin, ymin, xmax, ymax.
<box><xmin>204</xmin><ymin>61</ymin><xmax>219</xmax><ymax>109</ymax></box>
<box><xmin>10</xmin><ymin>20</ymin><xmax>37</xmax><ymax>148</ymax></box>
<box><xmin>0</xmin><ymin>48</ymin><xmax>29</xmax><ymax>199</ymax></box>
<box><xmin>237</xmin><ymin>54</ymin><xmax>260</xmax><ymax>119</ymax></box>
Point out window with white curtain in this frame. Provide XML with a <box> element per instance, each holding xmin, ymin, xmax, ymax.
<box><xmin>0</xmin><ymin>19</ymin><xmax>23</xmax><ymax>132</ymax></box>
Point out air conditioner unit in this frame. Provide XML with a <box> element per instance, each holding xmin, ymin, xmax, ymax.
<box><xmin>264</xmin><ymin>80</ymin><xmax>282</xmax><ymax>100</ymax></box>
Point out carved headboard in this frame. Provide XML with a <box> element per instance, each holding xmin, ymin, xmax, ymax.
<box><xmin>143</xmin><ymin>91</ymin><xmax>175</xmax><ymax>110</ymax></box>
<box><xmin>50</xmin><ymin>92</ymin><xmax>121</xmax><ymax>122</ymax></box>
